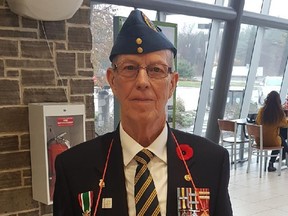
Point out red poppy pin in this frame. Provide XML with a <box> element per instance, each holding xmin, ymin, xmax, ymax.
<box><xmin>176</xmin><ymin>144</ymin><xmax>193</xmax><ymax>160</ymax></box>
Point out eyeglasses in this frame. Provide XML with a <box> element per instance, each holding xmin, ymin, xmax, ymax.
<box><xmin>113</xmin><ymin>62</ymin><xmax>172</xmax><ymax>79</ymax></box>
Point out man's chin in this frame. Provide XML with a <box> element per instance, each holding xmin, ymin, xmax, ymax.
<box><xmin>130</xmin><ymin>112</ymin><xmax>165</xmax><ymax>122</ymax></box>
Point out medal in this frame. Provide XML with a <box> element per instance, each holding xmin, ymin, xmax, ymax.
<box><xmin>82</xmin><ymin>210</ymin><xmax>91</xmax><ymax>216</ymax></box>
<box><xmin>78</xmin><ymin>191</ymin><xmax>93</xmax><ymax>216</ymax></box>
<box><xmin>177</xmin><ymin>187</ymin><xmax>200</xmax><ymax>216</ymax></box>
<box><xmin>177</xmin><ymin>187</ymin><xmax>210</xmax><ymax>216</ymax></box>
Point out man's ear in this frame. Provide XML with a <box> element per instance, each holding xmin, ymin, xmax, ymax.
<box><xmin>169</xmin><ymin>72</ymin><xmax>178</xmax><ymax>98</ymax></box>
<box><xmin>106</xmin><ymin>68</ymin><xmax>115</xmax><ymax>91</ymax></box>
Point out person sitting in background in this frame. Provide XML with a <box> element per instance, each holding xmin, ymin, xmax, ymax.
<box><xmin>256</xmin><ymin>91</ymin><xmax>288</xmax><ymax>172</ymax></box>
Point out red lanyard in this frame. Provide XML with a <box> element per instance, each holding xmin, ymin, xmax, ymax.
<box><xmin>93</xmin><ymin>138</ymin><xmax>113</xmax><ymax>216</ymax></box>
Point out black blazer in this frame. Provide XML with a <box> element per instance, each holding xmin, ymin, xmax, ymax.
<box><xmin>53</xmin><ymin>125</ymin><xmax>233</xmax><ymax>216</ymax></box>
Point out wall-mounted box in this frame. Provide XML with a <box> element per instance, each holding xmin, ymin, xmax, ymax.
<box><xmin>28</xmin><ymin>103</ymin><xmax>86</xmax><ymax>205</ymax></box>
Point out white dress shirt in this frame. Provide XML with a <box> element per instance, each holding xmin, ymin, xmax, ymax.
<box><xmin>120</xmin><ymin>123</ymin><xmax>168</xmax><ymax>216</ymax></box>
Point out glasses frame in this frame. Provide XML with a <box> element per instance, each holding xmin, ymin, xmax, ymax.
<box><xmin>113</xmin><ymin>62</ymin><xmax>173</xmax><ymax>79</ymax></box>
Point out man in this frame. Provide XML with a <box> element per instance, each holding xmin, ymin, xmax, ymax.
<box><xmin>53</xmin><ymin>9</ymin><xmax>233</xmax><ymax>216</ymax></box>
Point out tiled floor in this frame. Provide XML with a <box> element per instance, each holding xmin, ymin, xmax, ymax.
<box><xmin>229</xmin><ymin>159</ymin><xmax>288</xmax><ymax>216</ymax></box>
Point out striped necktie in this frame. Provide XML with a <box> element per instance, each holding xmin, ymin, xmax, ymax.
<box><xmin>134</xmin><ymin>149</ymin><xmax>161</xmax><ymax>216</ymax></box>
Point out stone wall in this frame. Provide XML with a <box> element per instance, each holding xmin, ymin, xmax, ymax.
<box><xmin>0</xmin><ymin>0</ymin><xmax>95</xmax><ymax>214</ymax></box>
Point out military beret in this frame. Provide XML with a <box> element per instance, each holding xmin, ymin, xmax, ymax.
<box><xmin>109</xmin><ymin>9</ymin><xmax>177</xmax><ymax>62</ymax></box>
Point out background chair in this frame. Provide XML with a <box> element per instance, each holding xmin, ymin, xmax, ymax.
<box><xmin>246</xmin><ymin>123</ymin><xmax>283</xmax><ymax>178</ymax></box>
<box><xmin>218</xmin><ymin>119</ymin><xmax>249</xmax><ymax>169</ymax></box>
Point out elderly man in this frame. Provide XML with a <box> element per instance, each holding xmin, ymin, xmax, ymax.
<box><xmin>53</xmin><ymin>9</ymin><xmax>232</xmax><ymax>216</ymax></box>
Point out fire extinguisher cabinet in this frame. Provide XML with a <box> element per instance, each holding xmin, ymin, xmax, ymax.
<box><xmin>28</xmin><ymin>103</ymin><xmax>86</xmax><ymax>205</ymax></box>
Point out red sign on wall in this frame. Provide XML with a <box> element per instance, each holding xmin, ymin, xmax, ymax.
<box><xmin>57</xmin><ymin>117</ymin><xmax>74</xmax><ymax>127</ymax></box>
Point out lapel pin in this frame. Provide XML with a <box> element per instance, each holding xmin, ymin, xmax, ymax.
<box><xmin>99</xmin><ymin>179</ymin><xmax>105</xmax><ymax>187</ymax></box>
<box><xmin>184</xmin><ymin>174</ymin><xmax>191</xmax><ymax>181</ymax></box>
<box><xmin>176</xmin><ymin>144</ymin><xmax>194</xmax><ymax>161</ymax></box>
<box><xmin>102</xmin><ymin>198</ymin><xmax>112</xmax><ymax>209</ymax></box>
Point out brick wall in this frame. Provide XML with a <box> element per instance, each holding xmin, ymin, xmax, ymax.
<box><xmin>0</xmin><ymin>0</ymin><xmax>95</xmax><ymax>215</ymax></box>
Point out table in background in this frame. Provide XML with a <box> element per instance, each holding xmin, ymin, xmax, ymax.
<box><xmin>231</xmin><ymin>118</ymin><xmax>249</xmax><ymax>162</ymax></box>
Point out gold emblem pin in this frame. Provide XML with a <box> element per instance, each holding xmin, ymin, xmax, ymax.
<box><xmin>99</xmin><ymin>179</ymin><xmax>105</xmax><ymax>187</ymax></box>
<box><xmin>141</xmin><ymin>12</ymin><xmax>157</xmax><ymax>32</ymax></box>
<box><xmin>184</xmin><ymin>174</ymin><xmax>191</xmax><ymax>181</ymax></box>
<box><xmin>137</xmin><ymin>47</ymin><xmax>143</xmax><ymax>53</ymax></box>
<box><xmin>136</xmin><ymin>38</ymin><xmax>142</xmax><ymax>45</ymax></box>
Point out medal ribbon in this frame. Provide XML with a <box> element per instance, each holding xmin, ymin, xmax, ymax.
<box><xmin>78</xmin><ymin>191</ymin><xmax>93</xmax><ymax>213</ymax></box>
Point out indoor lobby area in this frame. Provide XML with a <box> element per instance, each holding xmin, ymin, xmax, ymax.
<box><xmin>2</xmin><ymin>0</ymin><xmax>288</xmax><ymax>215</ymax></box>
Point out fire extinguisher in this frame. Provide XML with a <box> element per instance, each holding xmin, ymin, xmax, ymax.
<box><xmin>47</xmin><ymin>132</ymin><xmax>70</xmax><ymax>201</ymax></box>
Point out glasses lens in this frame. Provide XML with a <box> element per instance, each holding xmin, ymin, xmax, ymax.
<box><xmin>116</xmin><ymin>63</ymin><xmax>138</xmax><ymax>78</ymax></box>
<box><xmin>147</xmin><ymin>64</ymin><xmax>169</xmax><ymax>79</ymax></box>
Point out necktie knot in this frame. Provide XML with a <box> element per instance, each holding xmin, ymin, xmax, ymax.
<box><xmin>135</xmin><ymin>149</ymin><xmax>154</xmax><ymax>165</ymax></box>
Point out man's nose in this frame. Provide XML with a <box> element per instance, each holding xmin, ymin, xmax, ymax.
<box><xmin>135</xmin><ymin>68</ymin><xmax>150</xmax><ymax>86</ymax></box>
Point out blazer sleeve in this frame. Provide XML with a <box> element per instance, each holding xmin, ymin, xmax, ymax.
<box><xmin>213</xmin><ymin>149</ymin><xmax>233</xmax><ymax>216</ymax></box>
<box><xmin>53</xmin><ymin>155</ymin><xmax>75</xmax><ymax>216</ymax></box>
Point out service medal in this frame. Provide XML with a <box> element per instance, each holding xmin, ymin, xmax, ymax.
<box><xmin>177</xmin><ymin>187</ymin><xmax>210</xmax><ymax>216</ymax></box>
<box><xmin>78</xmin><ymin>191</ymin><xmax>93</xmax><ymax>216</ymax></box>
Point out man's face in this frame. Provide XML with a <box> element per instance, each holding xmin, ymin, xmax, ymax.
<box><xmin>106</xmin><ymin>50</ymin><xmax>178</xmax><ymax>124</ymax></box>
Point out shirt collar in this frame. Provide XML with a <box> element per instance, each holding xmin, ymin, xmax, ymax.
<box><xmin>120</xmin><ymin>122</ymin><xmax>168</xmax><ymax>166</ymax></box>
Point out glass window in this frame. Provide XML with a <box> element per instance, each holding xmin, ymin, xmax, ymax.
<box><xmin>243</xmin><ymin>0</ymin><xmax>263</xmax><ymax>13</ymax></box>
<box><xmin>270</xmin><ymin>0</ymin><xmax>288</xmax><ymax>19</ymax></box>
<box><xmin>187</xmin><ymin>0</ymin><xmax>216</xmax><ymax>4</ymax></box>
<box><xmin>255</xmin><ymin>28</ymin><xmax>288</xmax><ymax>104</ymax></box>
<box><xmin>91</xmin><ymin>1</ymin><xmax>288</xmax><ymax>138</ymax></box>
<box><xmin>91</xmin><ymin>3</ymin><xmax>114</xmax><ymax>136</ymax></box>
<box><xmin>222</xmin><ymin>24</ymin><xmax>257</xmax><ymax>119</ymax></box>
<box><xmin>224</xmin><ymin>0</ymin><xmax>263</xmax><ymax>13</ymax></box>
<box><xmin>166</xmin><ymin>14</ymin><xmax>212</xmax><ymax>132</ymax></box>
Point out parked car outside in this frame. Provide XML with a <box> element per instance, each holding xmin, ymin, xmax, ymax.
<box><xmin>258</xmin><ymin>76</ymin><xmax>282</xmax><ymax>104</ymax></box>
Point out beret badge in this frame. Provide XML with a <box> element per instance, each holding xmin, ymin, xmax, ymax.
<box><xmin>141</xmin><ymin>11</ymin><xmax>158</xmax><ymax>32</ymax></box>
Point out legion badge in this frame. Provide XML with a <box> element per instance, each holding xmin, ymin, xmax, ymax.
<box><xmin>141</xmin><ymin>11</ymin><xmax>157</xmax><ymax>32</ymax></box>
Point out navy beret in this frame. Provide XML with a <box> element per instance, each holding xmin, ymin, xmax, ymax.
<box><xmin>109</xmin><ymin>9</ymin><xmax>177</xmax><ymax>62</ymax></box>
